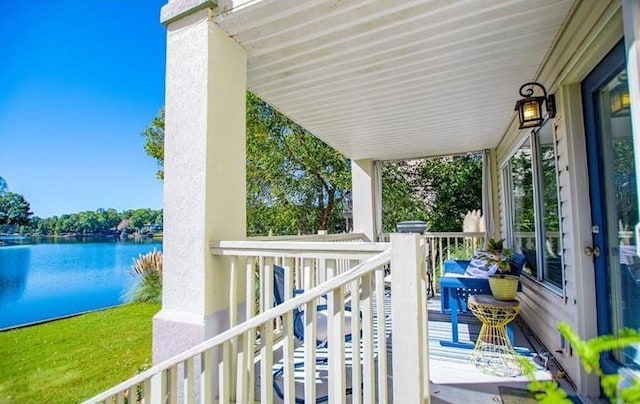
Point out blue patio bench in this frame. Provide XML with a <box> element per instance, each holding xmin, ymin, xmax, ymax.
<box><xmin>439</xmin><ymin>253</ymin><xmax>526</xmax><ymax>346</ymax></box>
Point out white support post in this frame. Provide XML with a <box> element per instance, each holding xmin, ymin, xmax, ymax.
<box><xmin>153</xmin><ymin>2</ymin><xmax>247</xmax><ymax>369</ymax></box>
<box><xmin>352</xmin><ymin>159</ymin><xmax>381</xmax><ymax>241</ymax></box>
<box><xmin>390</xmin><ymin>233</ymin><xmax>429</xmax><ymax>403</ymax></box>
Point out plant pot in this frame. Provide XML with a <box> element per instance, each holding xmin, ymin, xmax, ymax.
<box><xmin>488</xmin><ymin>274</ymin><xmax>519</xmax><ymax>301</ymax></box>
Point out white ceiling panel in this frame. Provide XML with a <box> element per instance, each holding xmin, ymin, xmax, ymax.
<box><xmin>215</xmin><ymin>0</ymin><xmax>576</xmax><ymax>160</ymax></box>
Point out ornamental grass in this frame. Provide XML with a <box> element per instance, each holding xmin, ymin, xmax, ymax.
<box><xmin>126</xmin><ymin>249</ymin><xmax>163</xmax><ymax>304</ymax></box>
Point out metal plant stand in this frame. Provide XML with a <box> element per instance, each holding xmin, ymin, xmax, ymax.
<box><xmin>468</xmin><ymin>294</ymin><xmax>522</xmax><ymax>377</ymax></box>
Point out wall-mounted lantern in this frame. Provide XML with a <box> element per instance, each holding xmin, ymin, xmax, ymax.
<box><xmin>514</xmin><ymin>82</ymin><xmax>556</xmax><ymax>129</ymax></box>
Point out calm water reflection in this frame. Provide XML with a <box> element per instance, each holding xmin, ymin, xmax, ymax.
<box><xmin>0</xmin><ymin>239</ymin><xmax>162</xmax><ymax>329</ymax></box>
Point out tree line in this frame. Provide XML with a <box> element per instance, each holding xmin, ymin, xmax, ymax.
<box><xmin>0</xmin><ymin>178</ymin><xmax>162</xmax><ymax>236</ymax></box>
<box><xmin>143</xmin><ymin>93</ymin><xmax>483</xmax><ymax>236</ymax></box>
<box><xmin>27</xmin><ymin>208</ymin><xmax>163</xmax><ymax>236</ymax></box>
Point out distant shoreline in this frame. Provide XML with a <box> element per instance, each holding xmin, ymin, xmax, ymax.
<box><xmin>0</xmin><ymin>233</ymin><xmax>163</xmax><ymax>246</ymax></box>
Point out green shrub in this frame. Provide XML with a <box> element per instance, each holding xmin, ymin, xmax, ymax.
<box><xmin>126</xmin><ymin>249</ymin><xmax>163</xmax><ymax>304</ymax></box>
<box><xmin>445</xmin><ymin>243</ymin><xmax>475</xmax><ymax>260</ymax></box>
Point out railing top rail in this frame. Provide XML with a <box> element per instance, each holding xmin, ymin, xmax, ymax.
<box><xmin>85</xmin><ymin>248</ymin><xmax>392</xmax><ymax>403</ymax></box>
<box><xmin>210</xmin><ymin>240</ymin><xmax>389</xmax><ymax>257</ymax></box>
<box><xmin>249</xmin><ymin>232</ymin><xmax>370</xmax><ymax>242</ymax></box>
<box><xmin>422</xmin><ymin>232</ymin><xmax>486</xmax><ymax>237</ymax></box>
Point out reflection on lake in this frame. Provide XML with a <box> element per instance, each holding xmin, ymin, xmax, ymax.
<box><xmin>0</xmin><ymin>239</ymin><xmax>162</xmax><ymax>329</ymax></box>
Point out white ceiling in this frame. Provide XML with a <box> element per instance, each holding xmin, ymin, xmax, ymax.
<box><xmin>215</xmin><ymin>0</ymin><xmax>576</xmax><ymax>161</ymax></box>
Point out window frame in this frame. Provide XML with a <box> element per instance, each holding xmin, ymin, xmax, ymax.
<box><xmin>501</xmin><ymin>123</ymin><xmax>564</xmax><ymax>295</ymax></box>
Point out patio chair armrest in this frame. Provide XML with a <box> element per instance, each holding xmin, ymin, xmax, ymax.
<box><xmin>443</xmin><ymin>259</ymin><xmax>471</xmax><ymax>275</ymax></box>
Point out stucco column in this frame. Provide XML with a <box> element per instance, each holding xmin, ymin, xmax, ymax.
<box><xmin>351</xmin><ymin>159</ymin><xmax>382</xmax><ymax>241</ymax></box>
<box><xmin>153</xmin><ymin>3</ymin><xmax>247</xmax><ymax>362</ymax></box>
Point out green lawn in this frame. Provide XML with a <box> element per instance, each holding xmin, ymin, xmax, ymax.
<box><xmin>0</xmin><ymin>303</ymin><xmax>160</xmax><ymax>404</ymax></box>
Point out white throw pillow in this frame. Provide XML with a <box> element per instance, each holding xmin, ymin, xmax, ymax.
<box><xmin>464</xmin><ymin>250</ymin><xmax>499</xmax><ymax>278</ymax></box>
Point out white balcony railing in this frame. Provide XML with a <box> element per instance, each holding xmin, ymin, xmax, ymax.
<box><xmin>86</xmin><ymin>234</ymin><xmax>429</xmax><ymax>403</ymax></box>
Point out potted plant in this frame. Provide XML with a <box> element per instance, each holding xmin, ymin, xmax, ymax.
<box><xmin>485</xmin><ymin>238</ymin><xmax>519</xmax><ymax>300</ymax></box>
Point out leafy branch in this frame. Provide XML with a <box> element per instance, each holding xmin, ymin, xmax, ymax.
<box><xmin>521</xmin><ymin>321</ymin><xmax>640</xmax><ymax>403</ymax></box>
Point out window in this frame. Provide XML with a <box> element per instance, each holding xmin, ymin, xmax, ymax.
<box><xmin>503</xmin><ymin>122</ymin><xmax>563</xmax><ymax>292</ymax></box>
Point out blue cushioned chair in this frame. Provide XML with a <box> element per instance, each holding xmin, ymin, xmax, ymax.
<box><xmin>273</xmin><ymin>265</ymin><xmax>352</xmax><ymax>346</ymax></box>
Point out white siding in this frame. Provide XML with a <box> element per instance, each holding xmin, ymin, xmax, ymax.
<box><xmin>495</xmin><ymin>0</ymin><xmax>622</xmax><ymax>396</ymax></box>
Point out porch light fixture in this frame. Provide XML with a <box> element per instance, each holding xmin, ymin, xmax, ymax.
<box><xmin>514</xmin><ymin>82</ymin><xmax>556</xmax><ymax>129</ymax></box>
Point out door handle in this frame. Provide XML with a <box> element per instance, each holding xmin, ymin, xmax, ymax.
<box><xmin>585</xmin><ymin>246</ymin><xmax>601</xmax><ymax>257</ymax></box>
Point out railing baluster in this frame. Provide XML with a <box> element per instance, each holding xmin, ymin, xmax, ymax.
<box><xmin>183</xmin><ymin>357</ymin><xmax>195</xmax><ymax>404</ymax></box>
<box><xmin>350</xmin><ymin>278</ymin><xmax>362</xmax><ymax>404</ymax></box>
<box><xmin>228</xmin><ymin>256</ymin><xmax>239</xmax><ymax>400</ymax></box>
<box><xmin>150</xmin><ymin>370</ymin><xmax>166</xmax><ymax>404</ymax></box>
<box><xmin>318</xmin><ymin>257</ymin><xmax>327</xmax><ymax>285</ymax></box>
<box><xmin>246</xmin><ymin>257</ymin><xmax>255</xmax><ymax>321</ymax></box>
<box><xmin>438</xmin><ymin>237</ymin><xmax>444</xmax><ymax>277</ymax></box>
<box><xmin>361</xmin><ymin>272</ymin><xmax>375</xmax><ymax>403</ymax></box>
<box><xmin>141</xmin><ymin>379</ymin><xmax>151</xmax><ymax>404</ymax></box>
<box><xmin>259</xmin><ymin>323</ymin><xmax>274</xmax><ymax>404</ymax></box>
<box><xmin>375</xmin><ymin>268</ymin><xmax>389</xmax><ymax>404</ymax></box>
<box><xmin>328</xmin><ymin>258</ymin><xmax>346</xmax><ymax>404</ymax></box>
<box><xmin>302</xmin><ymin>258</ymin><xmax>317</xmax><ymax>403</ymax></box>
<box><xmin>259</xmin><ymin>256</ymin><xmax>266</xmax><ymax>314</ymax></box>
<box><xmin>260</xmin><ymin>257</ymin><xmax>275</xmax><ymax>404</ymax></box>
<box><xmin>304</xmin><ymin>302</ymin><xmax>318</xmax><ymax>404</ymax></box>
<box><xmin>167</xmin><ymin>366</ymin><xmax>177</xmax><ymax>403</ymax></box>
<box><xmin>237</xmin><ymin>328</ymin><xmax>255</xmax><ymax>404</ymax></box>
<box><xmin>282</xmin><ymin>257</ymin><xmax>296</xmax><ymax>403</ymax></box>
<box><xmin>219</xmin><ymin>341</ymin><xmax>231</xmax><ymax>404</ymax></box>
<box><xmin>115</xmin><ymin>390</ymin><xmax>124</xmax><ymax>404</ymax></box>
<box><xmin>201</xmin><ymin>349</ymin><xmax>213</xmax><ymax>404</ymax></box>
<box><xmin>229</xmin><ymin>256</ymin><xmax>239</xmax><ymax>327</ymax></box>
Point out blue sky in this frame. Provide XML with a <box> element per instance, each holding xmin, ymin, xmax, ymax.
<box><xmin>0</xmin><ymin>1</ymin><xmax>166</xmax><ymax>218</ymax></box>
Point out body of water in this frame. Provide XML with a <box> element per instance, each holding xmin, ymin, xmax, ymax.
<box><xmin>0</xmin><ymin>238</ymin><xmax>162</xmax><ymax>330</ymax></box>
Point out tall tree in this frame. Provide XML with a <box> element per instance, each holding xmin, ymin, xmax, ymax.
<box><xmin>0</xmin><ymin>192</ymin><xmax>32</xmax><ymax>226</ymax></box>
<box><xmin>246</xmin><ymin>93</ymin><xmax>351</xmax><ymax>235</ymax></box>
<box><xmin>143</xmin><ymin>94</ymin><xmax>352</xmax><ymax>236</ymax></box>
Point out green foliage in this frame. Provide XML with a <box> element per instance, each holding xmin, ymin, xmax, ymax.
<box><xmin>485</xmin><ymin>237</ymin><xmax>513</xmax><ymax>273</ymax></box>
<box><xmin>0</xmin><ymin>176</ymin><xmax>32</xmax><ymax>229</ymax></box>
<box><xmin>521</xmin><ymin>321</ymin><xmax>640</xmax><ymax>403</ymax></box>
<box><xmin>0</xmin><ymin>303</ymin><xmax>159</xmax><ymax>403</ymax></box>
<box><xmin>246</xmin><ymin>92</ymin><xmax>352</xmax><ymax>235</ymax></box>
<box><xmin>381</xmin><ymin>161</ymin><xmax>428</xmax><ymax>232</ymax></box>
<box><xmin>519</xmin><ymin>357</ymin><xmax>571</xmax><ymax>403</ymax></box>
<box><xmin>381</xmin><ymin>154</ymin><xmax>483</xmax><ymax>232</ymax></box>
<box><xmin>143</xmin><ymin>99</ymin><xmax>483</xmax><ymax>236</ymax></box>
<box><xmin>127</xmin><ymin>250</ymin><xmax>163</xmax><ymax>304</ymax></box>
<box><xmin>0</xmin><ymin>191</ymin><xmax>32</xmax><ymax>226</ymax></box>
<box><xmin>141</xmin><ymin>108</ymin><xmax>165</xmax><ymax>180</ymax></box>
<box><xmin>445</xmin><ymin>243</ymin><xmax>476</xmax><ymax>260</ymax></box>
<box><xmin>419</xmin><ymin>154</ymin><xmax>483</xmax><ymax>232</ymax></box>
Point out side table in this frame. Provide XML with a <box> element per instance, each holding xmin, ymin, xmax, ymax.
<box><xmin>467</xmin><ymin>294</ymin><xmax>522</xmax><ymax>377</ymax></box>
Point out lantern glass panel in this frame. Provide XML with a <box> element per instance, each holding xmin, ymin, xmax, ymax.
<box><xmin>523</xmin><ymin>100</ymin><xmax>541</xmax><ymax>121</ymax></box>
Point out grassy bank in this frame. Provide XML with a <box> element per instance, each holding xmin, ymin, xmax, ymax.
<box><xmin>0</xmin><ymin>303</ymin><xmax>160</xmax><ymax>403</ymax></box>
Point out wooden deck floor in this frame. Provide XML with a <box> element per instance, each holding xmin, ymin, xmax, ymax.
<box><xmin>422</xmin><ymin>297</ymin><xmax>556</xmax><ymax>403</ymax></box>
<box><xmin>262</xmin><ymin>293</ymin><xmax>578</xmax><ymax>403</ymax></box>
